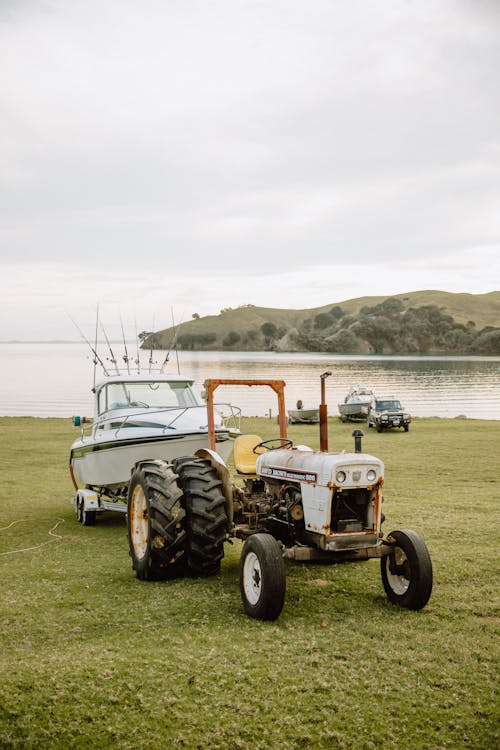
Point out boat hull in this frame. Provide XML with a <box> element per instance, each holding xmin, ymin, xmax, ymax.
<box><xmin>288</xmin><ymin>409</ymin><xmax>320</xmax><ymax>424</ymax></box>
<box><xmin>70</xmin><ymin>430</ymin><xmax>234</xmax><ymax>489</ymax></box>
<box><xmin>338</xmin><ymin>402</ymin><xmax>370</xmax><ymax>421</ymax></box>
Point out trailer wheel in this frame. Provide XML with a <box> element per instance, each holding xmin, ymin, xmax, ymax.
<box><xmin>381</xmin><ymin>529</ymin><xmax>433</xmax><ymax>610</ymax></box>
<box><xmin>77</xmin><ymin>497</ymin><xmax>96</xmax><ymax>526</ymax></box>
<box><xmin>172</xmin><ymin>457</ymin><xmax>227</xmax><ymax>576</ymax></box>
<box><xmin>128</xmin><ymin>459</ymin><xmax>186</xmax><ymax>580</ymax></box>
<box><xmin>240</xmin><ymin>534</ymin><xmax>286</xmax><ymax>620</ymax></box>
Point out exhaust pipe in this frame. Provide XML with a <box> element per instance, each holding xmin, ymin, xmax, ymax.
<box><xmin>319</xmin><ymin>371</ymin><xmax>332</xmax><ymax>452</ymax></box>
<box><xmin>352</xmin><ymin>429</ymin><xmax>364</xmax><ymax>453</ymax></box>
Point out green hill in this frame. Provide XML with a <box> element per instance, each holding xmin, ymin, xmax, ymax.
<box><xmin>141</xmin><ymin>290</ymin><xmax>500</xmax><ymax>355</ymax></box>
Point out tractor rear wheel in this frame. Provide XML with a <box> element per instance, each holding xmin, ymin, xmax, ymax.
<box><xmin>172</xmin><ymin>457</ymin><xmax>227</xmax><ymax>576</ymax></box>
<box><xmin>381</xmin><ymin>529</ymin><xmax>433</xmax><ymax>610</ymax></box>
<box><xmin>127</xmin><ymin>459</ymin><xmax>186</xmax><ymax>580</ymax></box>
<box><xmin>240</xmin><ymin>533</ymin><xmax>286</xmax><ymax>620</ymax></box>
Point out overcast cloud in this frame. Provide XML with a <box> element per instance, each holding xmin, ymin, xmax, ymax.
<box><xmin>0</xmin><ymin>0</ymin><xmax>499</xmax><ymax>339</ymax></box>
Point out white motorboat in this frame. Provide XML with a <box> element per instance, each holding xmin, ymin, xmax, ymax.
<box><xmin>70</xmin><ymin>373</ymin><xmax>237</xmax><ymax>495</ymax></box>
<box><xmin>338</xmin><ymin>385</ymin><xmax>374</xmax><ymax>422</ymax></box>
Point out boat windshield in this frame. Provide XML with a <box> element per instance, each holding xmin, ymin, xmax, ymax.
<box><xmin>376</xmin><ymin>400</ymin><xmax>402</xmax><ymax>411</ymax></box>
<box><xmin>99</xmin><ymin>381</ymin><xmax>203</xmax><ymax>415</ymax></box>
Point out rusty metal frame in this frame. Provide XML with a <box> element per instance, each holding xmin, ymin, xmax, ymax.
<box><xmin>204</xmin><ymin>378</ymin><xmax>287</xmax><ymax>451</ymax></box>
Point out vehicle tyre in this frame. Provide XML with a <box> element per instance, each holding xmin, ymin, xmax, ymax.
<box><xmin>76</xmin><ymin>497</ymin><xmax>83</xmax><ymax>523</ymax></box>
<box><xmin>404</xmin><ymin>424</ymin><xmax>409</xmax><ymax>432</ymax></box>
<box><xmin>128</xmin><ymin>459</ymin><xmax>186</xmax><ymax>580</ymax></box>
<box><xmin>81</xmin><ymin>507</ymin><xmax>96</xmax><ymax>526</ymax></box>
<box><xmin>172</xmin><ymin>457</ymin><xmax>227</xmax><ymax>576</ymax></box>
<box><xmin>376</xmin><ymin>423</ymin><xmax>383</xmax><ymax>433</ymax></box>
<box><xmin>77</xmin><ymin>497</ymin><xmax>96</xmax><ymax>526</ymax></box>
<box><xmin>381</xmin><ymin>529</ymin><xmax>433</xmax><ymax>610</ymax></box>
<box><xmin>239</xmin><ymin>533</ymin><xmax>286</xmax><ymax>620</ymax></box>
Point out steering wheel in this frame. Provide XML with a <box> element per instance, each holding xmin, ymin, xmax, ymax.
<box><xmin>252</xmin><ymin>438</ymin><xmax>293</xmax><ymax>454</ymax></box>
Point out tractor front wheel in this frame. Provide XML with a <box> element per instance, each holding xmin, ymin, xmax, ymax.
<box><xmin>240</xmin><ymin>534</ymin><xmax>286</xmax><ymax>620</ymax></box>
<box><xmin>381</xmin><ymin>529</ymin><xmax>432</xmax><ymax>610</ymax></box>
<box><xmin>127</xmin><ymin>459</ymin><xmax>186</xmax><ymax>580</ymax></box>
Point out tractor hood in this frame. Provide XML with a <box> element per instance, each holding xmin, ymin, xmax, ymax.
<box><xmin>256</xmin><ymin>448</ymin><xmax>384</xmax><ymax>489</ymax></box>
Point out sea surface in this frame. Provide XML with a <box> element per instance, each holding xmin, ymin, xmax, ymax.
<box><xmin>1</xmin><ymin>343</ymin><xmax>499</xmax><ymax>420</ymax></box>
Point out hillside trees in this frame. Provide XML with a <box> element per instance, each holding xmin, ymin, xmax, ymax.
<box><xmin>144</xmin><ymin>296</ymin><xmax>500</xmax><ymax>354</ymax></box>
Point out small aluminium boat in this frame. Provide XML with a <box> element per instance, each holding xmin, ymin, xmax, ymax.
<box><xmin>338</xmin><ymin>385</ymin><xmax>374</xmax><ymax>422</ymax></box>
<box><xmin>288</xmin><ymin>399</ymin><xmax>320</xmax><ymax>424</ymax></box>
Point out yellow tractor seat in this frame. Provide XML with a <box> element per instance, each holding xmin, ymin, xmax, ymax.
<box><xmin>233</xmin><ymin>434</ymin><xmax>263</xmax><ymax>475</ymax></box>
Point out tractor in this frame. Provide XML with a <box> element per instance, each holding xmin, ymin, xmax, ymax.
<box><xmin>127</xmin><ymin>373</ymin><xmax>432</xmax><ymax>620</ymax></box>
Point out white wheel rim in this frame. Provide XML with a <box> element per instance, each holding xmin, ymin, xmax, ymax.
<box><xmin>386</xmin><ymin>546</ymin><xmax>410</xmax><ymax>595</ymax></box>
<box><xmin>243</xmin><ymin>551</ymin><xmax>262</xmax><ymax>605</ymax></box>
<box><xmin>130</xmin><ymin>484</ymin><xmax>148</xmax><ymax>560</ymax></box>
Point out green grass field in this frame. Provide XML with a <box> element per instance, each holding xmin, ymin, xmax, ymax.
<box><xmin>0</xmin><ymin>416</ymin><xmax>498</xmax><ymax>749</ymax></box>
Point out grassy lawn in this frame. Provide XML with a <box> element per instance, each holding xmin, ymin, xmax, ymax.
<box><xmin>0</xmin><ymin>416</ymin><xmax>498</xmax><ymax>749</ymax></box>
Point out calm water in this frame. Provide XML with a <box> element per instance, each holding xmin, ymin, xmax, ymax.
<box><xmin>1</xmin><ymin>343</ymin><xmax>499</xmax><ymax>420</ymax></box>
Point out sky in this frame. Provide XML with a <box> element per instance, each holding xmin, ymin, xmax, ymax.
<box><xmin>0</xmin><ymin>0</ymin><xmax>499</xmax><ymax>341</ymax></box>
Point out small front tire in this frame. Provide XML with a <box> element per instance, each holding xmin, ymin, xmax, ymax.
<box><xmin>239</xmin><ymin>534</ymin><xmax>286</xmax><ymax>620</ymax></box>
<box><xmin>381</xmin><ymin>529</ymin><xmax>433</xmax><ymax>610</ymax></box>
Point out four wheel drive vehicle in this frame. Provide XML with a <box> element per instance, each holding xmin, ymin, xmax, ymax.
<box><xmin>367</xmin><ymin>396</ymin><xmax>411</xmax><ymax>432</ymax></box>
<box><xmin>127</xmin><ymin>375</ymin><xmax>432</xmax><ymax>620</ymax></box>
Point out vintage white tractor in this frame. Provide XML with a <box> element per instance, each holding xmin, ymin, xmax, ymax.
<box><xmin>127</xmin><ymin>374</ymin><xmax>432</xmax><ymax>620</ymax></box>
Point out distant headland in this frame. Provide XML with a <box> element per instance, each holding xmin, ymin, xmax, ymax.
<box><xmin>140</xmin><ymin>290</ymin><xmax>500</xmax><ymax>356</ymax></box>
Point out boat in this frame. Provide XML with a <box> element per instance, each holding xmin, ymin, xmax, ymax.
<box><xmin>338</xmin><ymin>385</ymin><xmax>374</xmax><ymax>422</ymax></box>
<box><xmin>288</xmin><ymin>399</ymin><xmax>320</xmax><ymax>424</ymax></box>
<box><xmin>70</xmin><ymin>373</ymin><xmax>238</xmax><ymax>495</ymax></box>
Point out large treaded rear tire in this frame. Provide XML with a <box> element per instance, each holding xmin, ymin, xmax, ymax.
<box><xmin>172</xmin><ymin>457</ymin><xmax>227</xmax><ymax>576</ymax></box>
<box><xmin>127</xmin><ymin>459</ymin><xmax>186</xmax><ymax>580</ymax></box>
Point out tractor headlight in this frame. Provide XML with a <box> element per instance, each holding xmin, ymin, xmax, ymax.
<box><xmin>336</xmin><ymin>470</ymin><xmax>346</xmax><ymax>484</ymax></box>
<box><xmin>366</xmin><ymin>469</ymin><xmax>377</xmax><ymax>482</ymax></box>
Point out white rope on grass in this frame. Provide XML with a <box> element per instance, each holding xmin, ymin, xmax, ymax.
<box><xmin>0</xmin><ymin>517</ymin><xmax>65</xmax><ymax>556</ymax></box>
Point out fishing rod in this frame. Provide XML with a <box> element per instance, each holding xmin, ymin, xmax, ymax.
<box><xmin>93</xmin><ymin>304</ymin><xmax>99</xmax><ymax>388</ymax></box>
<box><xmin>148</xmin><ymin>314</ymin><xmax>155</xmax><ymax>374</ymax></box>
<box><xmin>159</xmin><ymin>307</ymin><xmax>182</xmax><ymax>374</ymax></box>
<box><xmin>134</xmin><ymin>316</ymin><xmax>141</xmax><ymax>374</ymax></box>
<box><xmin>172</xmin><ymin>306</ymin><xmax>180</xmax><ymax>375</ymax></box>
<box><xmin>101</xmin><ymin>323</ymin><xmax>120</xmax><ymax>375</ymax></box>
<box><xmin>119</xmin><ymin>313</ymin><xmax>131</xmax><ymax>375</ymax></box>
<box><xmin>67</xmin><ymin>311</ymin><xmax>110</xmax><ymax>379</ymax></box>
